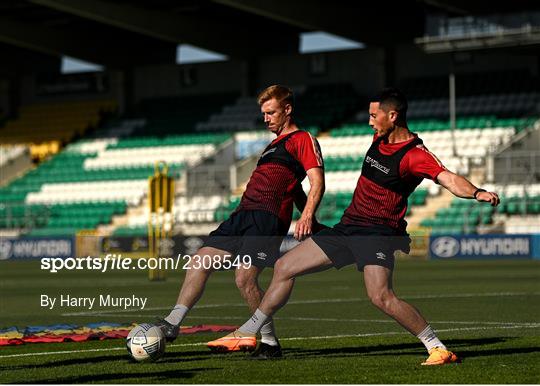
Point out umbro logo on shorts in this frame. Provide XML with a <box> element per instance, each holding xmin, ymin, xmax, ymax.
<box><xmin>257</xmin><ymin>252</ymin><xmax>267</xmax><ymax>260</ymax></box>
<box><xmin>376</xmin><ymin>252</ymin><xmax>386</xmax><ymax>260</ymax></box>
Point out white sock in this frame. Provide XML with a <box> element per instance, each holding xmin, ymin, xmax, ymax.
<box><xmin>164</xmin><ymin>304</ymin><xmax>190</xmax><ymax>326</ymax></box>
<box><xmin>260</xmin><ymin>318</ymin><xmax>279</xmax><ymax>346</ymax></box>
<box><xmin>238</xmin><ymin>309</ymin><xmax>269</xmax><ymax>335</ymax></box>
<box><xmin>417</xmin><ymin>325</ymin><xmax>446</xmax><ymax>351</ymax></box>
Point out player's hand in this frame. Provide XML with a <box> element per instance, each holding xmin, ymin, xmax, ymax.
<box><xmin>294</xmin><ymin>215</ymin><xmax>313</xmax><ymax>241</ymax></box>
<box><xmin>476</xmin><ymin>191</ymin><xmax>500</xmax><ymax>206</ymax></box>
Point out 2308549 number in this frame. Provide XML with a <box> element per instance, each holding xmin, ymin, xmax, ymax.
<box><xmin>181</xmin><ymin>254</ymin><xmax>252</xmax><ymax>270</ymax></box>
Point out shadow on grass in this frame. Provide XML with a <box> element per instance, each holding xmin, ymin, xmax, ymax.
<box><xmin>282</xmin><ymin>337</ymin><xmax>522</xmax><ymax>359</ymax></box>
<box><xmin>419</xmin><ymin>337</ymin><xmax>540</xmax><ymax>360</ymax></box>
<box><xmin>0</xmin><ymin>350</ymin><xmax>216</xmax><ymax>372</ymax></box>
<box><xmin>158</xmin><ymin>350</ymin><xmax>219</xmax><ymax>363</ymax></box>
<box><xmin>13</xmin><ymin>367</ymin><xmax>220</xmax><ymax>384</ymax></box>
<box><xmin>0</xmin><ymin>351</ymin><xmax>220</xmax><ymax>371</ymax></box>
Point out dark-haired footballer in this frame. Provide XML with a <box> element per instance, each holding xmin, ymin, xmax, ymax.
<box><xmin>212</xmin><ymin>88</ymin><xmax>500</xmax><ymax>365</ymax></box>
<box><xmin>154</xmin><ymin>85</ymin><xmax>325</xmax><ymax>359</ymax></box>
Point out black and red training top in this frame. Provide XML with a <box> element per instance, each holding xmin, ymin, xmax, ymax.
<box><xmin>341</xmin><ymin>133</ymin><xmax>446</xmax><ymax>232</ymax></box>
<box><xmin>237</xmin><ymin>130</ymin><xmax>323</xmax><ymax>228</ymax></box>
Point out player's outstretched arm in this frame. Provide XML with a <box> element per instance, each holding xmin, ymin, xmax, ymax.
<box><xmin>294</xmin><ymin>168</ymin><xmax>325</xmax><ymax>240</ymax></box>
<box><xmin>437</xmin><ymin>170</ymin><xmax>500</xmax><ymax>206</ymax></box>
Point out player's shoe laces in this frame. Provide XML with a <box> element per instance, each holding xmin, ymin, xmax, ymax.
<box><xmin>154</xmin><ymin>318</ymin><xmax>179</xmax><ymax>343</ymax></box>
<box><xmin>421</xmin><ymin>347</ymin><xmax>460</xmax><ymax>366</ymax></box>
<box><xmin>250</xmin><ymin>342</ymin><xmax>282</xmax><ymax>360</ymax></box>
<box><xmin>207</xmin><ymin>330</ymin><xmax>256</xmax><ymax>352</ymax></box>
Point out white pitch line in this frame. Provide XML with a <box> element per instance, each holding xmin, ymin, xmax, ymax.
<box><xmin>0</xmin><ymin>341</ymin><xmax>205</xmax><ymax>359</ymax></box>
<box><xmin>59</xmin><ymin>313</ymin><xmax>540</xmax><ymax>327</ymax></box>
<box><xmin>280</xmin><ymin>323</ymin><xmax>540</xmax><ymax>341</ymax></box>
<box><xmin>61</xmin><ymin>291</ymin><xmax>540</xmax><ymax>317</ymax></box>
<box><xmin>1</xmin><ymin>323</ymin><xmax>539</xmax><ymax>359</ymax></box>
<box><xmin>275</xmin><ymin>317</ymin><xmax>538</xmax><ymax>326</ymax></box>
<box><xmin>174</xmin><ymin>315</ymin><xmax>539</xmax><ymax>327</ymax></box>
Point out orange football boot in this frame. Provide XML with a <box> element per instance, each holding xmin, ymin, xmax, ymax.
<box><xmin>421</xmin><ymin>347</ymin><xmax>460</xmax><ymax>365</ymax></box>
<box><xmin>207</xmin><ymin>330</ymin><xmax>257</xmax><ymax>352</ymax></box>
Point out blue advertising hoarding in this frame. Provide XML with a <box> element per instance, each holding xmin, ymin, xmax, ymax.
<box><xmin>0</xmin><ymin>237</ymin><xmax>74</xmax><ymax>260</ymax></box>
<box><xmin>429</xmin><ymin>234</ymin><xmax>535</xmax><ymax>259</ymax></box>
<box><xmin>533</xmin><ymin>235</ymin><xmax>540</xmax><ymax>260</ymax></box>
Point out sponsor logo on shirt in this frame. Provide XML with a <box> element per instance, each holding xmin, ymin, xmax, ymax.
<box><xmin>365</xmin><ymin>156</ymin><xmax>390</xmax><ymax>174</ymax></box>
<box><xmin>260</xmin><ymin>148</ymin><xmax>277</xmax><ymax>159</ymax></box>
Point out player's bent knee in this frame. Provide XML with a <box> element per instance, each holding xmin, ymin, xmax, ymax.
<box><xmin>234</xmin><ymin>270</ymin><xmax>258</xmax><ymax>291</ymax></box>
<box><xmin>368</xmin><ymin>291</ymin><xmax>395</xmax><ymax>311</ymax></box>
<box><xmin>273</xmin><ymin>258</ymin><xmax>296</xmax><ymax>281</ymax></box>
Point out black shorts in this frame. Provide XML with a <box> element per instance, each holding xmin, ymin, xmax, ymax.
<box><xmin>203</xmin><ymin>210</ymin><xmax>287</xmax><ymax>268</ymax></box>
<box><xmin>311</xmin><ymin>222</ymin><xmax>411</xmax><ymax>271</ymax></box>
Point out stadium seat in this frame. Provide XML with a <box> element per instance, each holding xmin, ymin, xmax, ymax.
<box><xmin>0</xmin><ymin>99</ymin><xmax>117</xmax><ymax>160</ymax></box>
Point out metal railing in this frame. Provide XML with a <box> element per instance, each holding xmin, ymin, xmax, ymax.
<box><xmin>0</xmin><ymin>204</ymin><xmax>50</xmax><ymax>230</ymax></box>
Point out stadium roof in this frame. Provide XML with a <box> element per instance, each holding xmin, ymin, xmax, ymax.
<box><xmin>0</xmin><ymin>0</ymin><xmax>539</xmax><ymax>71</ymax></box>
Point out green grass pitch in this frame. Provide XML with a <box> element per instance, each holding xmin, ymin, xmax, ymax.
<box><xmin>1</xmin><ymin>258</ymin><xmax>539</xmax><ymax>383</ymax></box>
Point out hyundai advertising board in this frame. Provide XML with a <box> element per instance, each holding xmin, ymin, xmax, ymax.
<box><xmin>0</xmin><ymin>237</ymin><xmax>74</xmax><ymax>260</ymax></box>
<box><xmin>430</xmin><ymin>234</ymin><xmax>533</xmax><ymax>259</ymax></box>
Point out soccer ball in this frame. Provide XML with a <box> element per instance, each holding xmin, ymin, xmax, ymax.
<box><xmin>126</xmin><ymin>323</ymin><xmax>166</xmax><ymax>362</ymax></box>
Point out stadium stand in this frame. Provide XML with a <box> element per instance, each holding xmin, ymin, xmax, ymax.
<box><xmin>419</xmin><ymin>183</ymin><xmax>540</xmax><ymax>235</ymax></box>
<box><xmin>294</xmin><ymin>83</ymin><xmax>359</xmax><ymax>130</ymax></box>
<box><xmin>0</xmin><ymin>116</ymin><xmax>233</xmax><ymax>237</ymax></box>
<box><xmin>24</xmin><ymin>83</ymin><xmax>357</xmax><ymax>236</ymax></box>
<box><xmin>504</xmin><ymin>215</ymin><xmax>540</xmax><ymax>234</ymax></box>
<box><xmin>121</xmin><ymin>194</ymin><xmax>225</xmax><ymax>232</ymax></box>
<box><xmin>0</xmin><ymin>90</ymin><xmax>242</xmax><ymax>234</ymax></box>
<box><xmin>196</xmin><ymin>96</ymin><xmax>264</xmax><ymax>132</ymax></box>
<box><xmin>399</xmin><ymin>70</ymin><xmax>540</xmax><ymax>99</ymax></box>
<box><xmin>196</xmin><ymin>83</ymin><xmax>358</xmax><ymax>135</ymax></box>
<box><xmin>1</xmin><ymin>76</ymin><xmax>538</xmax><ymax>238</ymax></box>
<box><xmin>322</xmin><ymin>70</ymin><xmax>540</xmax><ymax>235</ymax></box>
<box><xmin>129</xmin><ymin>94</ymin><xmax>236</xmax><ymax>136</ymax></box>
<box><xmin>0</xmin><ymin>99</ymin><xmax>117</xmax><ymax>161</ymax></box>
<box><xmin>234</xmin><ymin>130</ymin><xmax>274</xmax><ymax>159</ymax></box>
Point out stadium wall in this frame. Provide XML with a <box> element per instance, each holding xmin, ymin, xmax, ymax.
<box><xmin>131</xmin><ymin>45</ymin><xmax>539</xmax><ymax>103</ymax></box>
<box><xmin>132</xmin><ymin>60</ymin><xmax>245</xmax><ymax>102</ymax></box>
<box><xmin>3</xmin><ymin>42</ymin><xmax>539</xmax><ymax>116</ymax></box>
<box><xmin>256</xmin><ymin>47</ymin><xmax>385</xmax><ymax>96</ymax></box>
<box><xmin>132</xmin><ymin>48</ymin><xmax>386</xmax><ymax>102</ymax></box>
<box><xmin>9</xmin><ymin>45</ymin><xmax>538</xmax><ymax>112</ymax></box>
<box><xmin>17</xmin><ymin>71</ymin><xmax>124</xmax><ymax>108</ymax></box>
<box><xmin>394</xmin><ymin>42</ymin><xmax>539</xmax><ymax>80</ymax></box>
